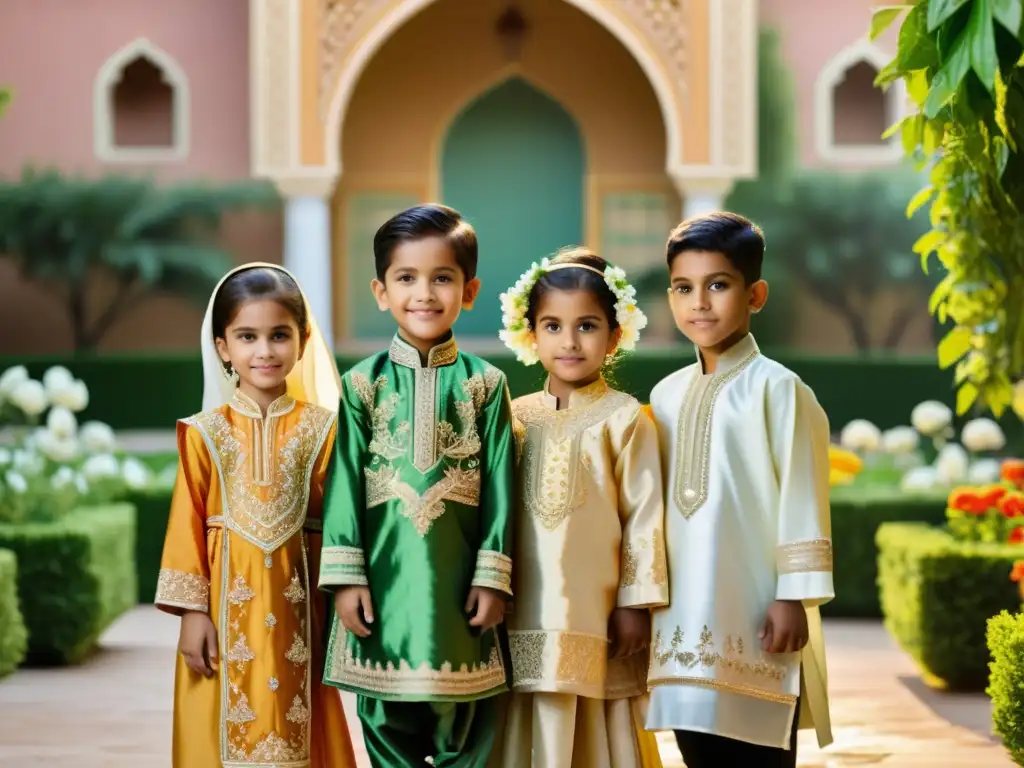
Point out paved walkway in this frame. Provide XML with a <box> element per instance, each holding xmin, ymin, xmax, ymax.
<box><xmin>0</xmin><ymin>607</ymin><xmax>1010</xmax><ymax>767</ymax></box>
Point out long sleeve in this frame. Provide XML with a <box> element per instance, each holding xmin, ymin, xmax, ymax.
<box><xmin>769</xmin><ymin>376</ymin><xmax>835</xmax><ymax>607</ymax></box>
<box><xmin>471</xmin><ymin>373</ymin><xmax>515</xmax><ymax>595</ymax></box>
<box><xmin>319</xmin><ymin>375</ymin><xmax>371</xmax><ymax>589</ymax></box>
<box><xmin>154</xmin><ymin>422</ymin><xmax>213</xmax><ymax>616</ymax></box>
<box><xmin>616</xmin><ymin>406</ymin><xmax>670</xmax><ymax>609</ymax></box>
<box><xmin>306</xmin><ymin>419</ymin><xmax>339</xmax><ymax>521</ymax></box>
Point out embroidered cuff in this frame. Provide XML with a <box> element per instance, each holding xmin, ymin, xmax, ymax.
<box><xmin>154</xmin><ymin>568</ymin><xmax>210</xmax><ymax>613</ymax></box>
<box><xmin>320</xmin><ymin>545</ymin><xmax>369</xmax><ymax>588</ymax></box>
<box><xmin>776</xmin><ymin>538</ymin><xmax>833</xmax><ymax>575</ymax></box>
<box><xmin>617</xmin><ymin>582</ymin><xmax>670</xmax><ymax>610</ymax></box>
<box><xmin>472</xmin><ymin>550</ymin><xmax>513</xmax><ymax>595</ymax></box>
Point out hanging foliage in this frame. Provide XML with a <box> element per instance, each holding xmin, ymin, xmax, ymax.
<box><xmin>873</xmin><ymin>0</ymin><xmax>1024</xmax><ymax>417</ymax></box>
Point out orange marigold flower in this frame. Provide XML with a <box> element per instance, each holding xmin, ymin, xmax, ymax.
<box><xmin>1011</xmin><ymin>559</ymin><xmax>1024</xmax><ymax>580</ymax></box>
<box><xmin>999</xmin><ymin>492</ymin><xmax>1024</xmax><ymax>519</ymax></box>
<box><xmin>948</xmin><ymin>487</ymin><xmax>991</xmax><ymax>514</ymax></box>
<box><xmin>1002</xmin><ymin>459</ymin><xmax>1024</xmax><ymax>487</ymax></box>
<box><xmin>829</xmin><ymin>446</ymin><xmax>863</xmax><ymax>475</ymax></box>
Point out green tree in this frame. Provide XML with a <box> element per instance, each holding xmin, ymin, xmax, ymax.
<box><xmin>0</xmin><ymin>168</ymin><xmax>279</xmax><ymax>351</ymax></box>
<box><xmin>872</xmin><ymin>0</ymin><xmax>1024</xmax><ymax>415</ymax></box>
<box><xmin>750</xmin><ymin>170</ymin><xmax>933</xmax><ymax>352</ymax></box>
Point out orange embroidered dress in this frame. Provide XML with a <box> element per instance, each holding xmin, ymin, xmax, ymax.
<box><xmin>155</xmin><ymin>389</ymin><xmax>357</xmax><ymax>768</ymax></box>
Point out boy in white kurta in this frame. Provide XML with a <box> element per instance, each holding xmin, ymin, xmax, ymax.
<box><xmin>645</xmin><ymin>212</ymin><xmax>834</xmax><ymax>767</ymax></box>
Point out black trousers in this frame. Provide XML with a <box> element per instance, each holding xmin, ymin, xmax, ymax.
<box><xmin>673</xmin><ymin>697</ymin><xmax>801</xmax><ymax>768</ymax></box>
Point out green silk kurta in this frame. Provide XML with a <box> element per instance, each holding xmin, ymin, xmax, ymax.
<box><xmin>320</xmin><ymin>334</ymin><xmax>515</xmax><ymax>703</ymax></box>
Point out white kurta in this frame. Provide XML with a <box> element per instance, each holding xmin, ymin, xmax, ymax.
<box><xmin>645</xmin><ymin>333</ymin><xmax>834</xmax><ymax>750</ymax></box>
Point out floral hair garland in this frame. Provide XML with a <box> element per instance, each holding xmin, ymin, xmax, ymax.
<box><xmin>498</xmin><ymin>258</ymin><xmax>649</xmax><ymax>365</ymax></box>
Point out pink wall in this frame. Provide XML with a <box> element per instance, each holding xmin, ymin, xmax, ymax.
<box><xmin>760</xmin><ymin>0</ymin><xmax>900</xmax><ymax>168</ymax></box>
<box><xmin>0</xmin><ymin>0</ymin><xmax>251</xmax><ymax>182</ymax></box>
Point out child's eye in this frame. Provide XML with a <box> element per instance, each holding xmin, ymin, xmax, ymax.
<box><xmin>674</xmin><ymin>285</ymin><xmax>690</xmax><ymax>294</ymax></box>
<box><xmin>396</xmin><ymin>275</ymin><xmax>414</xmax><ymax>283</ymax></box>
<box><xmin>434</xmin><ymin>275</ymin><xmax>452</xmax><ymax>284</ymax></box>
<box><xmin>709</xmin><ymin>281</ymin><xmax>728</xmax><ymax>291</ymax></box>
<box><xmin>578</xmin><ymin>322</ymin><xmax>597</xmax><ymax>332</ymax></box>
<box><xmin>240</xmin><ymin>333</ymin><xmax>256</xmax><ymax>342</ymax></box>
<box><xmin>272</xmin><ymin>332</ymin><xmax>290</xmax><ymax>340</ymax></box>
<box><xmin>543</xmin><ymin>322</ymin><xmax>560</xmax><ymax>333</ymax></box>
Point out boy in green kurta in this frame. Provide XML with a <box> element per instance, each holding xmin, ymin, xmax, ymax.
<box><xmin>319</xmin><ymin>204</ymin><xmax>515</xmax><ymax>768</ymax></box>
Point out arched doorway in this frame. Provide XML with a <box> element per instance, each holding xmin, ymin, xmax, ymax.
<box><xmin>440</xmin><ymin>77</ymin><xmax>585</xmax><ymax>338</ymax></box>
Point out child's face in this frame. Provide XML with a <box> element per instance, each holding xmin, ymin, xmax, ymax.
<box><xmin>667</xmin><ymin>249</ymin><xmax>767</xmax><ymax>352</ymax></box>
<box><xmin>533</xmin><ymin>289</ymin><xmax>620</xmax><ymax>389</ymax></box>
<box><xmin>215</xmin><ymin>299</ymin><xmax>304</xmax><ymax>398</ymax></box>
<box><xmin>372</xmin><ymin>237</ymin><xmax>480</xmax><ymax>350</ymax></box>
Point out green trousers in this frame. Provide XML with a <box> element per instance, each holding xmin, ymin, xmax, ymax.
<box><xmin>357</xmin><ymin>696</ymin><xmax>498</xmax><ymax>768</ymax></box>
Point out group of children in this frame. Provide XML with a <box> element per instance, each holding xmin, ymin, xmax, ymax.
<box><xmin>155</xmin><ymin>204</ymin><xmax>835</xmax><ymax>768</ymax></box>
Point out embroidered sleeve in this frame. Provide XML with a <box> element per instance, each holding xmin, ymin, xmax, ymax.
<box><xmin>769</xmin><ymin>377</ymin><xmax>835</xmax><ymax>607</ymax></box>
<box><xmin>475</xmin><ymin>370</ymin><xmax>516</xmax><ymax>596</ymax></box>
<box><xmin>321</xmin><ymin>545</ymin><xmax>369</xmax><ymax>587</ymax></box>
<box><xmin>615</xmin><ymin>405</ymin><xmax>670</xmax><ymax>609</ymax></box>
<box><xmin>319</xmin><ymin>374</ymin><xmax>372</xmax><ymax>591</ymax></box>
<box><xmin>472</xmin><ymin>549</ymin><xmax>512</xmax><ymax>594</ymax></box>
<box><xmin>154</xmin><ymin>422</ymin><xmax>213</xmax><ymax>616</ymax></box>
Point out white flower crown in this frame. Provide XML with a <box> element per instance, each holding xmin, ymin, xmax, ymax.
<box><xmin>498</xmin><ymin>258</ymin><xmax>649</xmax><ymax>365</ymax></box>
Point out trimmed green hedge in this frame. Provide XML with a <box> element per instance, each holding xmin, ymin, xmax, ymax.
<box><xmin>877</xmin><ymin>523</ymin><xmax>1022</xmax><ymax>691</ymax></box>
<box><xmin>987</xmin><ymin>610</ymin><xmax>1024</xmax><ymax>766</ymax></box>
<box><xmin>824</xmin><ymin>486</ymin><xmax>948</xmax><ymax>617</ymax></box>
<box><xmin>0</xmin><ymin>504</ymin><xmax>137</xmax><ymax>664</ymax></box>
<box><xmin>129</xmin><ymin>489</ymin><xmax>172</xmax><ymax>603</ymax></box>
<box><xmin>0</xmin><ymin>549</ymin><xmax>28</xmax><ymax>677</ymax></box>
<box><xmin>2</xmin><ymin>351</ymin><xmax>987</xmax><ymax>432</ymax></box>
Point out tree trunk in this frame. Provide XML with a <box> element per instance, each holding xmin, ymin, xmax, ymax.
<box><xmin>68</xmin><ymin>285</ymin><xmax>90</xmax><ymax>351</ymax></box>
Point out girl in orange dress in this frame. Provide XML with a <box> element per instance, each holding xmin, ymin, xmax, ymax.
<box><xmin>154</xmin><ymin>262</ymin><xmax>358</xmax><ymax>768</ymax></box>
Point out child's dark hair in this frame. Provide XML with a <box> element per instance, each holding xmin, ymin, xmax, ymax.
<box><xmin>373</xmin><ymin>204</ymin><xmax>478</xmax><ymax>281</ymax></box>
<box><xmin>665</xmin><ymin>211</ymin><xmax>765</xmax><ymax>284</ymax></box>
<box><xmin>525</xmin><ymin>247</ymin><xmax>619</xmax><ymax>331</ymax></box>
<box><xmin>211</xmin><ymin>267</ymin><xmax>309</xmax><ymax>340</ymax></box>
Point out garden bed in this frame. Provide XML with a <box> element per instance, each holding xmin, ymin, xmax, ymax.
<box><xmin>0</xmin><ymin>503</ymin><xmax>137</xmax><ymax>665</ymax></box>
<box><xmin>0</xmin><ymin>548</ymin><xmax>27</xmax><ymax>677</ymax></box>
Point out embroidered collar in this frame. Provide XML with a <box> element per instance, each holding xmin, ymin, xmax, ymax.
<box><xmin>696</xmin><ymin>333</ymin><xmax>760</xmax><ymax>376</ymax></box>
<box><xmin>540</xmin><ymin>377</ymin><xmax>609</xmax><ymax>410</ymax></box>
<box><xmin>388</xmin><ymin>334</ymin><xmax>459</xmax><ymax>369</ymax></box>
<box><xmin>229</xmin><ymin>389</ymin><xmax>296</xmax><ymax>419</ymax></box>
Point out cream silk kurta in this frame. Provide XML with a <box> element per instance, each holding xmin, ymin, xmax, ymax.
<box><xmin>645</xmin><ymin>334</ymin><xmax>835</xmax><ymax>751</ymax></box>
<box><xmin>155</xmin><ymin>391</ymin><xmax>357</xmax><ymax>768</ymax></box>
<box><xmin>491</xmin><ymin>379</ymin><xmax>669</xmax><ymax>768</ymax></box>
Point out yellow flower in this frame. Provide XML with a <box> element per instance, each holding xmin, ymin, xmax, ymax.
<box><xmin>1013</xmin><ymin>380</ymin><xmax>1024</xmax><ymax>421</ymax></box>
<box><xmin>829</xmin><ymin>445</ymin><xmax>863</xmax><ymax>477</ymax></box>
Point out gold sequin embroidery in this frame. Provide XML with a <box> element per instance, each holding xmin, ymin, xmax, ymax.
<box><xmin>621</xmin><ymin>543</ymin><xmax>639</xmax><ymax>587</ymax></box>
<box><xmin>508</xmin><ymin>630</ymin><xmax>606</xmax><ymax>692</ymax></box>
<box><xmin>155</xmin><ymin>568</ymin><xmax>209</xmax><ymax>612</ymax></box>
<box><xmin>651</xmin><ymin>625</ymin><xmax>788</xmax><ymax>682</ymax></box>
<box><xmin>329</xmin><ymin>646</ymin><xmax>506</xmax><ymax>697</ymax></box>
<box><xmin>777</xmin><ymin>538</ymin><xmax>833</xmax><ymax>574</ymax></box>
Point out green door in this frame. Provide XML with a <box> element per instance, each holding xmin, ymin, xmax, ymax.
<box><xmin>441</xmin><ymin>77</ymin><xmax>585</xmax><ymax>338</ymax></box>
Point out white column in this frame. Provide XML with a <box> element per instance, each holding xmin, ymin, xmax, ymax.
<box><xmin>673</xmin><ymin>177</ymin><xmax>735</xmax><ymax>221</ymax></box>
<box><xmin>276</xmin><ymin>176</ymin><xmax>337</xmax><ymax>349</ymax></box>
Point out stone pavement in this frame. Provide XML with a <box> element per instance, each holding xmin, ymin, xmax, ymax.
<box><xmin>0</xmin><ymin>607</ymin><xmax>1011</xmax><ymax>767</ymax></box>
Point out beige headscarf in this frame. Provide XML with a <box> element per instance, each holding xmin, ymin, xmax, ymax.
<box><xmin>199</xmin><ymin>262</ymin><xmax>341</xmax><ymax>412</ymax></box>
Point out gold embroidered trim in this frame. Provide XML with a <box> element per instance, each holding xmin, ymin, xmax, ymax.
<box><xmin>514</xmin><ymin>386</ymin><xmax>631</xmax><ymax>531</ymax></box>
<box><xmin>672</xmin><ymin>351</ymin><xmax>758</xmax><ymax>518</ymax></box>
<box><xmin>283</xmin><ymin>570</ymin><xmax>307</xmax><ymax>604</ymax></box>
<box><xmin>472</xmin><ymin>550</ymin><xmax>513</xmax><ymax>594</ymax></box>
<box><xmin>647</xmin><ymin>676</ymin><xmax>798</xmax><ymax>704</ymax></box>
<box><xmin>285</xmin><ymin>632</ymin><xmax>310</xmax><ymax>665</ymax></box>
<box><xmin>188</xmin><ymin>402</ymin><xmax>335</xmax><ymax>553</ymax></box>
<box><xmin>328</xmin><ymin>646</ymin><xmax>506</xmax><ymax>696</ymax></box>
<box><xmin>651</xmin><ymin>625</ymin><xmax>789</xmax><ymax>683</ymax></box>
<box><xmin>321</xmin><ymin>545</ymin><xmax>368</xmax><ymax>585</ymax></box>
<box><xmin>155</xmin><ymin>568</ymin><xmax>210</xmax><ymax>612</ymax></box>
<box><xmin>227</xmin><ymin>634</ymin><xmax>256</xmax><ymax>666</ymax></box>
<box><xmin>285</xmin><ymin>695</ymin><xmax>310</xmax><ymax>725</ymax></box>
<box><xmin>414</xmin><ymin>366</ymin><xmax>438</xmax><ymax>470</ymax></box>
<box><xmin>621</xmin><ymin>543</ymin><xmax>639</xmax><ymax>587</ymax></box>
<box><xmin>776</xmin><ymin>538</ymin><xmax>833</xmax><ymax>574</ymax></box>
<box><xmin>508</xmin><ymin>630</ymin><xmax>606</xmax><ymax>691</ymax></box>
<box><xmin>365</xmin><ymin>464</ymin><xmax>481</xmax><ymax>536</ymax></box>
<box><xmin>389</xmin><ymin>334</ymin><xmax>459</xmax><ymax>369</ymax></box>
<box><xmin>228</xmin><ymin>574</ymin><xmax>256</xmax><ymax>605</ymax></box>
<box><xmin>652</xmin><ymin>534</ymin><xmax>668</xmax><ymax>586</ymax></box>
<box><xmin>229</xmin><ymin>390</ymin><xmax>296</xmax><ymax>419</ymax></box>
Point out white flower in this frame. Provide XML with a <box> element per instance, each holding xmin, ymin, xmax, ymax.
<box><xmin>121</xmin><ymin>457</ymin><xmax>151</xmax><ymax>490</ymax></box>
<box><xmin>839</xmin><ymin>419</ymin><xmax>882</xmax><ymax>452</ymax></box>
<box><xmin>881</xmin><ymin>426</ymin><xmax>919</xmax><ymax>454</ymax></box>
<box><xmin>911</xmin><ymin>400</ymin><xmax>953</xmax><ymax>436</ymax></box>
<box><xmin>75</xmin><ymin>473</ymin><xmax>89</xmax><ymax>495</ymax></box>
<box><xmin>49</xmin><ymin>379</ymin><xmax>89</xmax><ymax>412</ymax></box>
<box><xmin>901</xmin><ymin>466</ymin><xmax>938</xmax><ymax>492</ymax></box>
<box><xmin>968</xmin><ymin>458</ymin><xmax>1003</xmax><ymax>484</ymax></box>
<box><xmin>0</xmin><ymin>448</ymin><xmax>9</xmax><ymax>466</ymax></box>
<box><xmin>82</xmin><ymin>453</ymin><xmax>120</xmax><ymax>479</ymax></box>
<box><xmin>79</xmin><ymin>421</ymin><xmax>116</xmax><ymax>454</ymax></box>
<box><xmin>4</xmin><ymin>470</ymin><xmax>27</xmax><ymax>494</ymax></box>
<box><xmin>935</xmin><ymin>443</ymin><xmax>970</xmax><ymax>484</ymax></box>
<box><xmin>42</xmin><ymin>366</ymin><xmax>74</xmax><ymax>399</ymax></box>
<box><xmin>46</xmin><ymin>406</ymin><xmax>77</xmax><ymax>438</ymax></box>
<box><xmin>51</xmin><ymin>466</ymin><xmax>77</xmax><ymax>490</ymax></box>
<box><xmin>0</xmin><ymin>365</ymin><xmax>29</xmax><ymax>398</ymax></box>
<box><xmin>9</xmin><ymin>379</ymin><xmax>47</xmax><ymax>416</ymax></box>
<box><xmin>12</xmin><ymin>449</ymin><xmax>43</xmax><ymax>476</ymax></box>
<box><xmin>35</xmin><ymin>429</ymin><xmax>80</xmax><ymax>463</ymax></box>
<box><xmin>961</xmin><ymin>417</ymin><xmax>1006</xmax><ymax>453</ymax></box>
<box><xmin>157</xmin><ymin>463</ymin><xmax>178</xmax><ymax>489</ymax></box>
